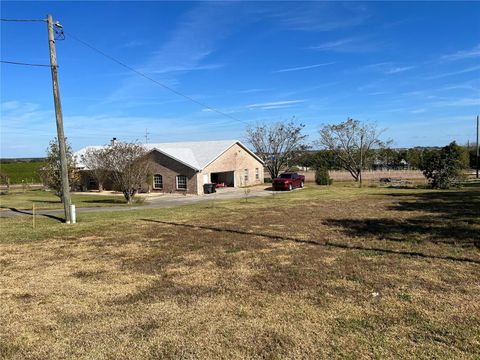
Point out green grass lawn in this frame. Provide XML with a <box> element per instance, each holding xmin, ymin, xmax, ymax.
<box><xmin>0</xmin><ymin>161</ymin><xmax>46</xmax><ymax>184</ymax></box>
<box><xmin>0</xmin><ymin>184</ymin><xmax>479</xmax><ymax>359</ymax></box>
<box><xmin>0</xmin><ymin>189</ymin><xmax>135</xmax><ymax>210</ymax></box>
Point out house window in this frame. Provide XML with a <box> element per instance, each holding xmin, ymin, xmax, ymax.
<box><xmin>88</xmin><ymin>177</ymin><xmax>97</xmax><ymax>188</ymax></box>
<box><xmin>244</xmin><ymin>169</ymin><xmax>249</xmax><ymax>182</ymax></box>
<box><xmin>153</xmin><ymin>174</ymin><xmax>163</xmax><ymax>189</ymax></box>
<box><xmin>255</xmin><ymin>168</ymin><xmax>259</xmax><ymax>180</ymax></box>
<box><xmin>176</xmin><ymin>175</ymin><xmax>187</xmax><ymax>190</ymax></box>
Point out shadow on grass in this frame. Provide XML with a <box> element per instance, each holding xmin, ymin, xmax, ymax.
<box><xmin>141</xmin><ymin>219</ymin><xmax>480</xmax><ymax>264</ymax></box>
<box><xmin>325</xmin><ymin>187</ymin><xmax>480</xmax><ymax>248</ymax></box>
<box><xmin>113</xmin><ymin>277</ymin><xmax>220</xmax><ymax>305</ymax></box>
<box><xmin>81</xmin><ymin>199</ymin><xmax>126</xmax><ymax>204</ymax></box>
<box><xmin>386</xmin><ymin>188</ymin><xmax>480</xmax><ymax>220</ymax></box>
<box><xmin>7</xmin><ymin>207</ymin><xmax>64</xmax><ymax>222</ymax></box>
<box><xmin>30</xmin><ymin>199</ymin><xmax>61</xmax><ymax>204</ymax></box>
<box><xmin>324</xmin><ymin>218</ymin><xmax>478</xmax><ymax>247</ymax></box>
<box><xmin>263</xmin><ymin>186</ymin><xmax>301</xmax><ymax>192</ymax></box>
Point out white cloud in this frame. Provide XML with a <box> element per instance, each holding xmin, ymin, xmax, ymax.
<box><xmin>273</xmin><ymin>62</ymin><xmax>335</xmax><ymax>73</ymax></box>
<box><xmin>426</xmin><ymin>65</ymin><xmax>480</xmax><ymax>79</ymax></box>
<box><xmin>120</xmin><ymin>40</ymin><xmax>146</xmax><ymax>49</ymax></box>
<box><xmin>363</xmin><ymin>62</ymin><xmax>415</xmax><ymax>75</ymax></box>
<box><xmin>366</xmin><ymin>91</ymin><xmax>388</xmax><ymax>96</ymax></box>
<box><xmin>107</xmin><ymin>3</ymin><xmax>238</xmax><ymax>103</ymax></box>
<box><xmin>246</xmin><ymin>100</ymin><xmax>306</xmax><ymax>110</ymax></box>
<box><xmin>411</xmin><ymin>108</ymin><xmax>427</xmax><ymax>114</ymax></box>
<box><xmin>238</xmin><ymin>88</ymin><xmax>274</xmax><ymax>94</ymax></box>
<box><xmin>439</xmin><ymin>44</ymin><xmax>480</xmax><ymax>62</ymax></box>
<box><xmin>310</xmin><ymin>38</ymin><xmax>355</xmax><ymax>51</ymax></box>
<box><xmin>0</xmin><ymin>100</ymin><xmax>250</xmax><ymax>157</ymax></box>
<box><xmin>385</xmin><ymin>66</ymin><xmax>415</xmax><ymax>74</ymax></box>
<box><xmin>1</xmin><ymin>101</ymin><xmax>21</xmax><ymax>111</ymax></box>
<box><xmin>309</xmin><ymin>36</ymin><xmax>379</xmax><ymax>53</ymax></box>
<box><xmin>149</xmin><ymin>63</ymin><xmax>224</xmax><ymax>74</ymax></box>
<box><xmin>437</xmin><ymin>82</ymin><xmax>478</xmax><ymax>92</ymax></box>
<box><xmin>263</xmin><ymin>2</ymin><xmax>370</xmax><ymax>32</ymax></box>
<box><xmin>260</xmin><ymin>105</ymin><xmax>296</xmax><ymax>110</ymax></box>
<box><xmin>431</xmin><ymin>98</ymin><xmax>480</xmax><ymax>107</ymax></box>
<box><xmin>0</xmin><ymin>101</ymin><xmax>53</xmax><ymax>126</ymax></box>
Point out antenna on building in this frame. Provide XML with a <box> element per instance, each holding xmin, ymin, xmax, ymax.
<box><xmin>145</xmin><ymin>128</ymin><xmax>150</xmax><ymax>144</ymax></box>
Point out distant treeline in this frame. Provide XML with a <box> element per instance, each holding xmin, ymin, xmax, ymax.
<box><xmin>0</xmin><ymin>158</ymin><xmax>46</xmax><ymax>164</ymax></box>
<box><xmin>294</xmin><ymin>145</ymin><xmax>477</xmax><ymax>171</ymax></box>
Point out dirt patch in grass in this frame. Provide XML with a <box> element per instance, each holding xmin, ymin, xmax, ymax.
<box><xmin>0</xmin><ymin>185</ymin><xmax>479</xmax><ymax>359</ymax></box>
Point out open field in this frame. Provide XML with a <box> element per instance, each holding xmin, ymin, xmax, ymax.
<box><xmin>1</xmin><ymin>184</ymin><xmax>479</xmax><ymax>359</ymax></box>
<box><xmin>297</xmin><ymin>169</ymin><xmax>426</xmax><ymax>183</ymax></box>
<box><xmin>0</xmin><ymin>189</ymin><xmax>139</xmax><ymax>211</ymax></box>
<box><xmin>0</xmin><ymin>161</ymin><xmax>46</xmax><ymax>184</ymax></box>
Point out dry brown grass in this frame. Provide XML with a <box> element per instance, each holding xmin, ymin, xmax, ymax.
<box><xmin>298</xmin><ymin>169</ymin><xmax>425</xmax><ymax>182</ymax></box>
<box><xmin>0</xmin><ymin>185</ymin><xmax>479</xmax><ymax>359</ymax></box>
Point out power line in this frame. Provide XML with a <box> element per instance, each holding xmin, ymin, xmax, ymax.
<box><xmin>1</xmin><ymin>17</ymin><xmax>249</xmax><ymax>127</ymax></box>
<box><xmin>0</xmin><ymin>18</ymin><xmax>46</xmax><ymax>22</ymax></box>
<box><xmin>1</xmin><ymin>60</ymin><xmax>50</xmax><ymax>67</ymax></box>
<box><xmin>0</xmin><ymin>21</ymin><xmax>52</xmax><ymax>69</ymax></box>
<box><xmin>64</xmin><ymin>31</ymin><xmax>249</xmax><ymax>126</ymax></box>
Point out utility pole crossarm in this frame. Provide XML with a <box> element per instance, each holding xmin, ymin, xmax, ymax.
<box><xmin>47</xmin><ymin>14</ymin><xmax>72</xmax><ymax>223</ymax></box>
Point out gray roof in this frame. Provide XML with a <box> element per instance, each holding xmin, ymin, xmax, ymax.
<box><xmin>75</xmin><ymin>140</ymin><xmax>262</xmax><ymax>170</ymax></box>
<box><xmin>74</xmin><ymin>145</ymin><xmax>104</xmax><ymax>169</ymax></box>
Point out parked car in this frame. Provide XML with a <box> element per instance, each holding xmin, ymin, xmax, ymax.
<box><xmin>272</xmin><ymin>172</ymin><xmax>305</xmax><ymax>191</ymax></box>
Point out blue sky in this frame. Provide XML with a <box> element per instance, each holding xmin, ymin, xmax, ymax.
<box><xmin>1</xmin><ymin>1</ymin><xmax>479</xmax><ymax>158</ymax></box>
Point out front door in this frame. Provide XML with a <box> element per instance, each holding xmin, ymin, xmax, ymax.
<box><xmin>203</xmin><ymin>174</ymin><xmax>209</xmax><ymax>184</ymax></box>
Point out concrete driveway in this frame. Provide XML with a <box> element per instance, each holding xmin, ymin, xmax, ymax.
<box><xmin>0</xmin><ymin>186</ymin><xmax>279</xmax><ymax>219</ymax></box>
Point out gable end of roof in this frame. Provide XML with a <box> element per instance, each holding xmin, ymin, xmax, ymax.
<box><xmin>202</xmin><ymin>140</ymin><xmax>265</xmax><ymax>169</ymax></box>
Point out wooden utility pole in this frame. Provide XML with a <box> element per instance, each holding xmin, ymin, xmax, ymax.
<box><xmin>476</xmin><ymin>115</ymin><xmax>479</xmax><ymax>179</ymax></box>
<box><xmin>359</xmin><ymin>133</ymin><xmax>364</xmax><ymax>188</ymax></box>
<box><xmin>47</xmin><ymin>14</ymin><xmax>72</xmax><ymax>223</ymax></box>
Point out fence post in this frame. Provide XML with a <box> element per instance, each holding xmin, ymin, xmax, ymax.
<box><xmin>70</xmin><ymin>204</ymin><xmax>76</xmax><ymax>224</ymax></box>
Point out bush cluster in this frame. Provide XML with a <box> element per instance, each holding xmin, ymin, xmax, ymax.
<box><xmin>315</xmin><ymin>167</ymin><xmax>333</xmax><ymax>185</ymax></box>
<box><xmin>420</xmin><ymin>141</ymin><xmax>468</xmax><ymax>189</ymax></box>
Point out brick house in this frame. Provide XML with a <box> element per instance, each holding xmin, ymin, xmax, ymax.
<box><xmin>75</xmin><ymin>140</ymin><xmax>265</xmax><ymax>195</ymax></box>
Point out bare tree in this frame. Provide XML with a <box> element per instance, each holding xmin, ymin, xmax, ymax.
<box><xmin>318</xmin><ymin>118</ymin><xmax>389</xmax><ymax>186</ymax></box>
<box><xmin>246</xmin><ymin>120</ymin><xmax>308</xmax><ymax>179</ymax></box>
<box><xmin>80</xmin><ymin>148</ymin><xmax>110</xmax><ymax>191</ymax></box>
<box><xmin>39</xmin><ymin>138</ymin><xmax>79</xmax><ymax>199</ymax></box>
<box><xmin>87</xmin><ymin>142</ymin><xmax>152</xmax><ymax>204</ymax></box>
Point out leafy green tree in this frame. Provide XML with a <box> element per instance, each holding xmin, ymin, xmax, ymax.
<box><xmin>376</xmin><ymin>148</ymin><xmax>407</xmax><ymax>169</ymax></box>
<box><xmin>294</xmin><ymin>151</ymin><xmax>317</xmax><ymax>169</ymax></box>
<box><xmin>39</xmin><ymin>138</ymin><xmax>78</xmax><ymax>199</ymax></box>
<box><xmin>313</xmin><ymin>150</ymin><xmax>339</xmax><ymax>169</ymax></box>
<box><xmin>420</xmin><ymin>141</ymin><xmax>469</xmax><ymax>189</ymax></box>
<box><xmin>405</xmin><ymin>148</ymin><xmax>425</xmax><ymax>169</ymax></box>
<box><xmin>294</xmin><ymin>150</ymin><xmax>339</xmax><ymax>170</ymax></box>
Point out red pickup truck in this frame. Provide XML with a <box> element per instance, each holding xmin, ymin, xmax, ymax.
<box><xmin>272</xmin><ymin>172</ymin><xmax>305</xmax><ymax>191</ymax></box>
